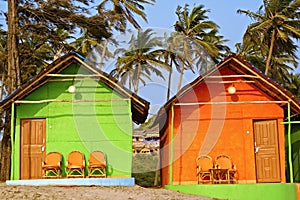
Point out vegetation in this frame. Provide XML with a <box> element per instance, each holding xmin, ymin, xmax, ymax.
<box><xmin>174</xmin><ymin>4</ymin><xmax>230</xmax><ymax>90</ymax></box>
<box><xmin>110</xmin><ymin>28</ymin><xmax>168</xmax><ymax>93</ymax></box>
<box><xmin>132</xmin><ymin>154</ymin><xmax>160</xmax><ymax>187</ymax></box>
<box><xmin>237</xmin><ymin>0</ymin><xmax>300</xmax><ymax>86</ymax></box>
<box><xmin>0</xmin><ymin>0</ymin><xmax>299</xmax><ymax>181</ymax></box>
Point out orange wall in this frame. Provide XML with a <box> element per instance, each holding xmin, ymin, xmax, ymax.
<box><xmin>160</xmin><ymin>68</ymin><xmax>286</xmax><ymax>185</ymax></box>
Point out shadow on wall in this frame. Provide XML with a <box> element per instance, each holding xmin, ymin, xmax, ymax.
<box><xmin>288</xmin><ymin>124</ymin><xmax>300</xmax><ymax>182</ymax></box>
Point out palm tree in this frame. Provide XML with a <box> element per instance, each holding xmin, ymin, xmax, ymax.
<box><xmin>98</xmin><ymin>0</ymin><xmax>155</xmax><ymax>30</ymax></box>
<box><xmin>287</xmin><ymin>73</ymin><xmax>300</xmax><ymax>99</ymax></box>
<box><xmin>174</xmin><ymin>4</ymin><xmax>229</xmax><ymax>90</ymax></box>
<box><xmin>237</xmin><ymin>0</ymin><xmax>300</xmax><ymax>76</ymax></box>
<box><xmin>161</xmin><ymin>32</ymin><xmax>187</xmax><ymax>100</ymax></box>
<box><xmin>111</xmin><ymin>29</ymin><xmax>169</xmax><ymax>93</ymax></box>
<box><xmin>269</xmin><ymin>54</ymin><xmax>297</xmax><ymax>87</ymax></box>
<box><xmin>235</xmin><ymin>42</ymin><xmax>297</xmax><ymax>87</ymax></box>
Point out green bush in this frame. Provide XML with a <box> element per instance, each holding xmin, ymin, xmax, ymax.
<box><xmin>132</xmin><ymin>154</ymin><xmax>160</xmax><ymax>187</ymax></box>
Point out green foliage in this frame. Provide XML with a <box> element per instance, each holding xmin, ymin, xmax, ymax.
<box><xmin>237</xmin><ymin>0</ymin><xmax>300</xmax><ymax>76</ymax></box>
<box><xmin>174</xmin><ymin>4</ymin><xmax>230</xmax><ymax>63</ymax></box>
<box><xmin>132</xmin><ymin>154</ymin><xmax>160</xmax><ymax>187</ymax></box>
<box><xmin>237</xmin><ymin>0</ymin><xmax>300</xmax><ymax>98</ymax></box>
<box><xmin>99</xmin><ymin>0</ymin><xmax>155</xmax><ymax>30</ymax></box>
<box><xmin>111</xmin><ymin>28</ymin><xmax>169</xmax><ymax>93</ymax></box>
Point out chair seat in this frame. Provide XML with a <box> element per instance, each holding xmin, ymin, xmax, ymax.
<box><xmin>67</xmin><ymin>165</ymin><xmax>84</xmax><ymax>169</ymax></box>
<box><xmin>42</xmin><ymin>165</ymin><xmax>61</xmax><ymax>169</ymax></box>
<box><xmin>89</xmin><ymin>164</ymin><xmax>106</xmax><ymax>168</ymax></box>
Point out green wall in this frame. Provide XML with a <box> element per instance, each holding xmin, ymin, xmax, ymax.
<box><xmin>165</xmin><ymin>184</ymin><xmax>297</xmax><ymax>200</ymax></box>
<box><xmin>286</xmin><ymin>124</ymin><xmax>300</xmax><ymax>182</ymax></box>
<box><xmin>11</xmin><ymin>64</ymin><xmax>133</xmax><ymax>179</ymax></box>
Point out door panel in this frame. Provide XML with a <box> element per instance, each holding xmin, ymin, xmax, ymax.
<box><xmin>20</xmin><ymin>119</ymin><xmax>46</xmax><ymax>180</ymax></box>
<box><xmin>253</xmin><ymin>120</ymin><xmax>280</xmax><ymax>183</ymax></box>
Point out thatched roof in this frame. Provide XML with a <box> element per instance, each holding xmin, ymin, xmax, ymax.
<box><xmin>0</xmin><ymin>52</ymin><xmax>149</xmax><ymax>124</ymax></box>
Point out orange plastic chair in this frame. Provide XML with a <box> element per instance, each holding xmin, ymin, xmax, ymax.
<box><xmin>215</xmin><ymin>154</ymin><xmax>237</xmax><ymax>183</ymax></box>
<box><xmin>88</xmin><ymin>151</ymin><xmax>106</xmax><ymax>178</ymax></box>
<box><xmin>196</xmin><ymin>155</ymin><xmax>214</xmax><ymax>184</ymax></box>
<box><xmin>42</xmin><ymin>152</ymin><xmax>62</xmax><ymax>178</ymax></box>
<box><xmin>66</xmin><ymin>151</ymin><xmax>85</xmax><ymax>178</ymax></box>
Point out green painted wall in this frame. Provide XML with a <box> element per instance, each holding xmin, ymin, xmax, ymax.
<box><xmin>286</xmin><ymin>124</ymin><xmax>300</xmax><ymax>182</ymax></box>
<box><xmin>11</xmin><ymin>64</ymin><xmax>133</xmax><ymax>179</ymax></box>
<box><xmin>165</xmin><ymin>184</ymin><xmax>297</xmax><ymax>200</ymax></box>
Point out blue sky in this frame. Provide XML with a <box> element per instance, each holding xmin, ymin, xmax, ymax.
<box><xmin>0</xmin><ymin>1</ymin><xmax>299</xmax><ymax>117</ymax></box>
<box><xmin>139</xmin><ymin>0</ymin><xmax>263</xmax><ymax>51</ymax></box>
<box><xmin>136</xmin><ymin>0</ymin><xmax>299</xmax><ymax>116</ymax></box>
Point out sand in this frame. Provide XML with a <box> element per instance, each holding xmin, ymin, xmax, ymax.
<box><xmin>0</xmin><ymin>183</ymin><xmax>212</xmax><ymax>200</ymax></box>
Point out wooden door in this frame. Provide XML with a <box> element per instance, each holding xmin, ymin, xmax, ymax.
<box><xmin>20</xmin><ymin>119</ymin><xmax>46</xmax><ymax>179</ymax></box>
<box><xmin>253</xmin><ymin>120</ymin><xmax>281</xmax><ymax>183</ymax></box>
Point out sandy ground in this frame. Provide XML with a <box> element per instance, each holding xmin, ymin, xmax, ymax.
<box><xmin>0</xmin><ymin>183</ymin><xmax>212</xmax><ymax>200</ymax></box>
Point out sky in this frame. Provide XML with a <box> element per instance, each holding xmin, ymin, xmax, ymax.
<box><xmin>135</xmin><ymin>0</ymin><xmax>265</xmax><ymax>115</ymax></box>
<box><xmin>0</xmin><ymin>0</ymin><xmax>299</xmax><ymax>118</ymax></box>
<box><xmin>136</xmin><ymin>0</ymin><xmax>300</xmax><ymax>115</ymax></box>
<box><xmin>139</xmin><ymin>0</ymin><xmax>263</xmax><ymax>51</ymax></box>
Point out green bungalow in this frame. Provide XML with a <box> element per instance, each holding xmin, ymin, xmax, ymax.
<box><xmin>0</xmin><ymin>52</ymin><xmax>149</xmax><ymax>180</ymax></box>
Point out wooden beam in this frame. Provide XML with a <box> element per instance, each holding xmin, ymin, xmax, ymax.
<box><xmin>207</xmin><ymin>75</ymin><xmax>258</xmax><ymax>78</ymax></box>
<box><xmin>46</xmin><ymin>74</ymin><xmax>104</xmax><ymax>77</ymax></box>
<box><xmin>175</xmin><ymin>100</ymin><xmax>288</xmax><ymax>106</ymax></box>
<box><xmin>15</xmin><ymin>99</ymin><xmax>130</xmax><ymax>104</ymax></box>
<box><xmin>204</xmin><ymin>80</ymin><xmax>255</xmax><ymax>84</ymax></box>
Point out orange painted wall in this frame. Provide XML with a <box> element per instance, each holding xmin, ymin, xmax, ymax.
<box><xmin>160</xmin><ymin>68</ymin><xmax>286</xmax><ymax>185</ymax></box>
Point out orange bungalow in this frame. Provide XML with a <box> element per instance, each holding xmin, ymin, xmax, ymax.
<box><xmin>155</xmin><ymin>54</ymin><xmax>300</xmax><ymax>186</ymax></box>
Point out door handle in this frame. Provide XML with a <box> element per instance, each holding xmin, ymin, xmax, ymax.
<box><xmin>41</xmin><ymin>146</ymin><xmax>45</xmax><ymax>152</ymax></box>
<box><xmin>255</xmin><ymin>147</ymin><xmax>260</xmax><ymax>153</ymax></box>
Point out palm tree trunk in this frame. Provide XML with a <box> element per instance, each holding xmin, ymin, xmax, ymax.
<box><xmin>166</xmin><ymin>60</ymin><xmax>173</xmax><ymax>101</ymax></box>
<box><xmin>177</xmin><ymin>62</ymin><xmax>184</xmax><ymax>92</ymax></box>
<box><xmin>153</xmin><ymin>155</ymin><xmax>160</xmax><ymax>186</ymax></box>
<box><xmin>134</xmin><ymin>63</ymin><xmax>141</xmax><ymax>94</ymax></box>
<box><xmin>54</xmin><ymin>47</ymin><xmax>63</xmax><ymax>61</ymax></box>
<box><xmin>265</xmin><ymin>30</ymin><xmax>276</xmax><ymax>76</ymax></box>
<box><xmin>99</xmin><ymin>39</ymin><xmax>108</xmax><ymax>70</ymax></box>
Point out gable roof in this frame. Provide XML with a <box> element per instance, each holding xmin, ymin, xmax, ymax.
<box><xmin>0</xmin><ymin>52</ymin><xmax>149</xmax><ymax>124</ymax></box>
<box><xmin>154</xmin><ymin>54</ymin><xmax>300</xmax><ymax>125</ymax></box>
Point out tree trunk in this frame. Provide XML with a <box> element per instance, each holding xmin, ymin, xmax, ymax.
<box><xmin>153</xmin><ymin>155</ymin><xmax>160</xmax><ymax>186</ymax></box>
<box><xmin>134</xmin><ymin>62</ymin><xmax>141</xmax><ymax>94</ymax></box>
<box><xmin>53</xmin><ymin>47</ymin><xmax>63</xmax><ymax>61</ymax></box>
<box><xmin>166</xmin><ymin>60</ymin><xmax>173</xmax><ymax>101</ymax></box>
<box><xmin>177</xmin><ymin>62</ymin><xmax>185</xmax><ymax>92</ymax></box>
<box><xmin>265</xmin><ymin>29</ymin><xmax>276</xmax><ymax>76</ymax></box>
<box><xmin>99</xmin><ymin>39</ymin><xmax>108</xmax><ymax>70</ymax></box>
<box><xmin>0</xmin><ymin>74</ymin><xmax>4</xmax><ymax>100</ymax></box>
<box><xmin>0</xmin><ymin>110</ymin><xmax>11</xmax><ymax>181</ymax></box>
<box><xmin>7</xmin><ymin>0</ymin><xmax>20</xmax><ymax>90</ymax></box>
<box><xmin>0</xmin><ymin>0</ymin><xmax>20</xmax><ymax>181</ymax></box>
